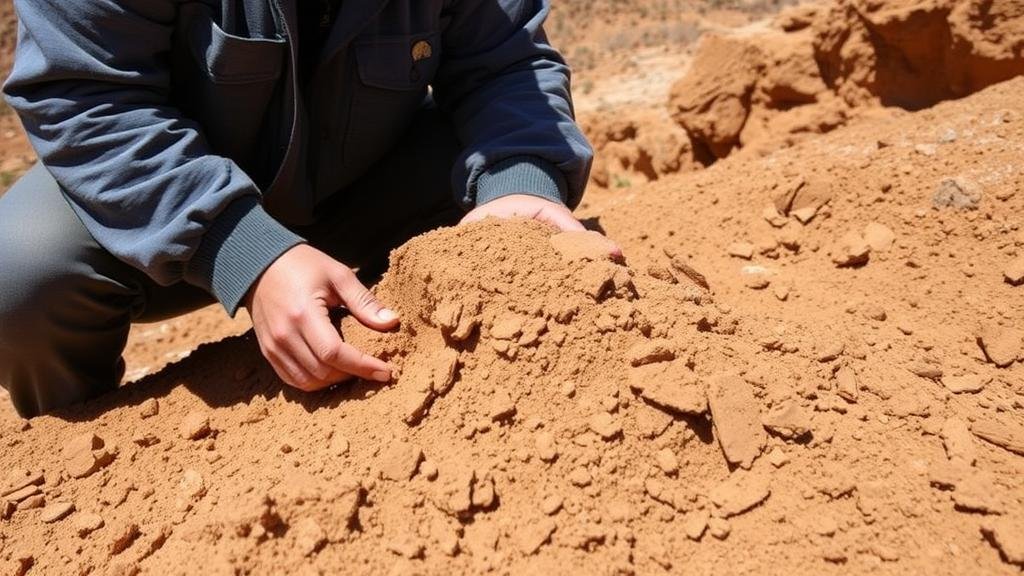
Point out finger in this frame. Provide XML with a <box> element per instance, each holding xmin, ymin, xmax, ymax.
<box><xmin>538</xmin><ymin>206</ymin><xmax>587</xmax><ymax>232</ymax></box>
<box><xmin>291</xmin><ymin>329</ymin><xmax>334</xmax><ymax>384</ymax></box>
<box><xmin>297</xmin><ymin>367</ymin><xmax>352</xmax><ymax>392</ymax></box>
<box><xmin>302</xmin><ymin>308</ymin><xmax>393</xmax><ymax>383</ymax></box>
<box><xmin>300</xmin><ymin>309</ymin><xmax>385</xmax><ymax>385</ymax></box>
<box><xmin>330</xmin><ymin>267</ymin><xmax>399</xmax><ymax>330</ymax></box>
<box><xmin>330</xmin><ymin>341</ymin><xmax>393</xmax><ymax>383</ymax></box>
<box><xmin>604</xmin><ymin>239</ymin><xmax>625</xmax><ymax>260</ymax></box>
<box><xmin>265</xmin><ymin>346</ymin><xmax>318</xmax><ymax>390</ymax></box>
<box><xmin>459</xmin><ymin>206</ymin><xmax>486</xmax><ymax>225</ymax></box>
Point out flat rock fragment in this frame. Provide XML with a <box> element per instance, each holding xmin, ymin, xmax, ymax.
<box><xmin>971</xmin><ymin>422</ymin><xmax>1024</xmax><ymax>456</ymax></box>
<box><xmin>944</xmin><ymin>374</ymin><xmax>987</xmax><ymax>394</ymax></box>
<box><xmin>909</xmin><ymin>362</ymin><xmax>943</xmax><ymax>380</ymax></box>
<box><xmin>634</xmin><ymin>404</ymin><xmax>674</xmax><ymax>439</ymax></box>
<box><xmin>728</xmin><ymin>242</ymin><xmax>755</xmax><ymax>259</ymax></box>
<box><xmin>4</xmin><ymin>484</ymin><xmax>41</xmax><ymax>504</ymax></box>
<box><xmin>707</xmin><ymin>374</ymin><xmax>766</xmax><ymax>468</ymax></box>
<box><xmin>952</xmin><ymin>475</ymin><xmax>1005</xmax><ymax>514</ymax></box>
<box><xmin>1</xmin><ymin>470</ymin><xmax>44</xmax><ymax>498</ymax></box>
<box><xmin>40</xmin><ymin>501</ymin><xmax>74</xmax><ymax>523</ymax></box>
<box><xmin>489</xmin><ymin>391</ymin><xmax>517</xmax><ymax>421</ymax></box>
<box><xmin>835</xmin><ymin>366</ymin><xmax>858</xmax><ymax>402</ymax></box>
<box><xmin>816</xmin><ymin>340</ymin><xmax>844</xmax><ymax>362</ymax></box>
<box><xmin>517</xmin><ymin>518</ymin><xmax>557</xmax><ymax>555</ymax></box>
<box><xmin>710</xmin><ymin>473</ymin><xmax>771</xmax><ymax>517</ymax></box>
<box><xmin>976</xmin><ymin>325</ymin><xmax>1021</xmax><ymax>368</ymax></box>
<box><xmin>684</xmin><ymin>510</ymin><xmax>710</xmax><ymax>540</ymax></box>
<box><xmin>630</xmin><ymin>361</ymin><xmax>708</xmax><ymax>415</ymax></box>
<box><xmin>982</xmin><ymin>517</ymin><xmax>1024</xmax><ymax>566</ymax></box>
<box><xmin>63</xmin><ymin>433</ymin><xmax>115</xmax><ymax>479</ymax></box>
<box><xmin>75</xmin><ymin>513</ymin><xmax>105</xmax><ymax>537</ymax></box>
<box><xmin>400</xmin><ymin>349</ymin><xmax>460</xmax><ymax>424</ymax></box>
<box><xmin>940</xmin><ymin>418</ymin><xmax>976</xmax><ymax>466</ymax></box>
<box><xmin>626</xmin><ymin>339</ymin><xmax>675</xmax><ymax>367</ymax></box>
<box><xmin>664</xmin><ymin>248</ymin><xmax>710</xmax><ymax>290</ymax></box>
<box><xmin>761</xmin><ymin>401</ymin><xmax>811</xmax><ymax>440</ymax></box>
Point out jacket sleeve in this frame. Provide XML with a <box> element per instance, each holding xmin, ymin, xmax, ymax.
<box><xmin>2</xmin><ymin>0</ymin><xmax>303</xmax><ymax>314</ymax></box>
<box><xmin>432</xmin><ymin>0</ymin><xmax>593</xmax><ymax>209</ymax></box>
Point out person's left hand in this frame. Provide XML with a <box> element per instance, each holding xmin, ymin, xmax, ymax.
<box><xmin>460</xmin><ymin>193</ymin><xmax>586</xmax><ymax>232</ymax></box>
<box><xmin>461</xmin><ymin>194</ymin><xmax>623</xmax><ymax>257</ymax></box>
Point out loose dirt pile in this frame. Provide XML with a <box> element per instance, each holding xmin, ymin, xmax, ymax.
<box><xmin>0</xmin><ymin>219</ymin><xmax>766</xmax><ymax>574</ymax></box>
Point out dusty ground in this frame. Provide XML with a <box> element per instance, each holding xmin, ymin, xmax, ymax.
<box><xmin>1</xmin><ymin>0</ymin><xmax>1023</xmax><ymax>574</ymax></box>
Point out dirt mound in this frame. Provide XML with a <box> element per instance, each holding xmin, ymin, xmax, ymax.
<box><xmin>585</xmin><ymin>75</ymin><xmax>1024</xmax><ymax>574</ymax></box>
<box><xmin>669</xmin><ymin>0</ymin><xmax>1024</xmax><ymax>159</ymax></box>
<box><xmin>581</xmin><ymin>110</ymin><xmax>707</xmax><ymax>189</ymax></box>
<box><xmin>1</xmin><ymin>219</ymin><xmax>774</xmax><ymax>574</ymax></box>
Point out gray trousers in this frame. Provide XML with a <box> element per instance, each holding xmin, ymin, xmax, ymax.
<box><xmin>0</xmin><ymin>109</ymin><xmax>462</xmax><ymax>417</ymax></box>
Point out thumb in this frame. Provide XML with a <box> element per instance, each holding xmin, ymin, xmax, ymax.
<box><xmin>330</xmin><ymin>266</ymin><xmax>399</xmax><ymax>330</ymax></box>
<box><xmin>459</xmin><ymin>206</ymin><xmax>487</xmax><ymax>226</ymax></box>
<box><xmin>539</xmin><ymin>206</ymin><xmax>587</xmax><ymax>233</ymax></box>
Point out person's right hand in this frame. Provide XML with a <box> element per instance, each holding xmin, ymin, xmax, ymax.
<box><xmin>243</xmin><ymin>244</ymin><xmax>398</xmax><ymax>391</ymax></box>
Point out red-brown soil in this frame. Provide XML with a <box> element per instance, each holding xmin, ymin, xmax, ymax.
<box><xmin>1</xmin><ymin>0</ymin><xmax>1024</xmax><ymax>574</ymax></box>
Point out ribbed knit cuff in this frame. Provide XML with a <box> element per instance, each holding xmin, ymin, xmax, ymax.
<box><xmin>475</xmin><ymin>156</ymin><xmax>569</xmax><ymax>207</ymax></box>
<box><xmin>185</xmin><ymin>196</ymin><xmax>304</xmax><ymax>315</ymax></box>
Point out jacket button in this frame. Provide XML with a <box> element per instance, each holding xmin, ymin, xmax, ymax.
<box><xmin>412</xmin><ymin>40</ymin><xmax>432</xmax><ymax>62</ymax></box>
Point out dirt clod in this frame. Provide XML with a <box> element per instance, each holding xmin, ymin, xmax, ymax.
<box><xmin>1004</xmin><ymin>258</ymin><xmax>1024</xmax><ymax>286</ymax></box>
<box><xmin>63</xmin><ymin>432</ymin><xmax>114</xmax><ymax>479</ymax></box>
<box><xmin>982</xmin><ymin>517</ymin><xmax>1024</xmax><ymax>566</ymax></box>
<box><xmin>707</xmin><ymin>374</ymin><xmax>766</xmax><ymax>468</ymax></box>
<box><xmin>179</xmin><ymin>412</ymin><xmax>211</xmax><ymax>440</ymax></box>
<box><xmin>39</xmin><ymin>501</ymin><xmax>74</xmax><ymax>523</ymax></box>
<box><xmin>75</xmin><ymin>513</ymin><xmax>105</xmax><ymax>537</ymax></box>
<box><xmin>976</xmin><ymin>325</ymin><xmax>1022</xmax><ymax>368</ymax></box>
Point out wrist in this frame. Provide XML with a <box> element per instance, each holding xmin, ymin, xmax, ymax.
<box><xmin>475</xmin><ymin>157</ymin><xmax>568</xmax><ymax>207</ymax></box>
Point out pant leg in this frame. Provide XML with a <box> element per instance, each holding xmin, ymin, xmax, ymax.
<box><xmin>300</xmin><ymin>102</ymin><xmax>464</xmax><ymax>280</ymax></box>
<box><xmin>0</xmin><ymin>163</ymin><xmax>213</xmax><ymax>417</ymax></box>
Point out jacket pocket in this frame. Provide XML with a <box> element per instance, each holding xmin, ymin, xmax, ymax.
<box><xmin>171</xmin><ymin>4</ymin><xmax>286</xmax><ymax>177</ymax></box>
<box><xmin>354</xmin><ymin>31</ymin><xmax>441</xmax><ymax>90</ymax></box>
<box><xmin>329</xmin><ymin>32</ymin><xmax>440</xmax><ymax>194</ymax></box>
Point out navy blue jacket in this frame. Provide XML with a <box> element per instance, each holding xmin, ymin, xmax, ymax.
<box><xmin>3</xmin><ymin>0</ymin><xmax>593</xmax><ymax>312</ymax></box>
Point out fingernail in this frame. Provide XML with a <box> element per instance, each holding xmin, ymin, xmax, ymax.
<box><xmin>377</xmin><ymin>308</ymin><xmax>397</xmax><ymax>322</ymax></box>
<box><xmin>371</xmin><ymin>370</ymin><xmax>391</xmax><ymax>383</ymax></box>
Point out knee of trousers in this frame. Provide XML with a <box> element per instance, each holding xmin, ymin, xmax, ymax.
<box><xmin>0</xmin><ymin>218</ymin><xmax>111</xmax><ymax>349</ymax></box>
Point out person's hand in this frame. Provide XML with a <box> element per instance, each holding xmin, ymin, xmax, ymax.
<box><xmin>461</xmin><ymin>193</ymin><xmax>586</xmax><ymax>232</ymax></box>
<box><xmin>244</xmin><ymin>244</ymin><xmax>398</xmax><ymax>391</ymax></box>
<box><xmin>461</xmin><ymin>194</ymin><xmax>623</xmax><ymax>257</ymax></box>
